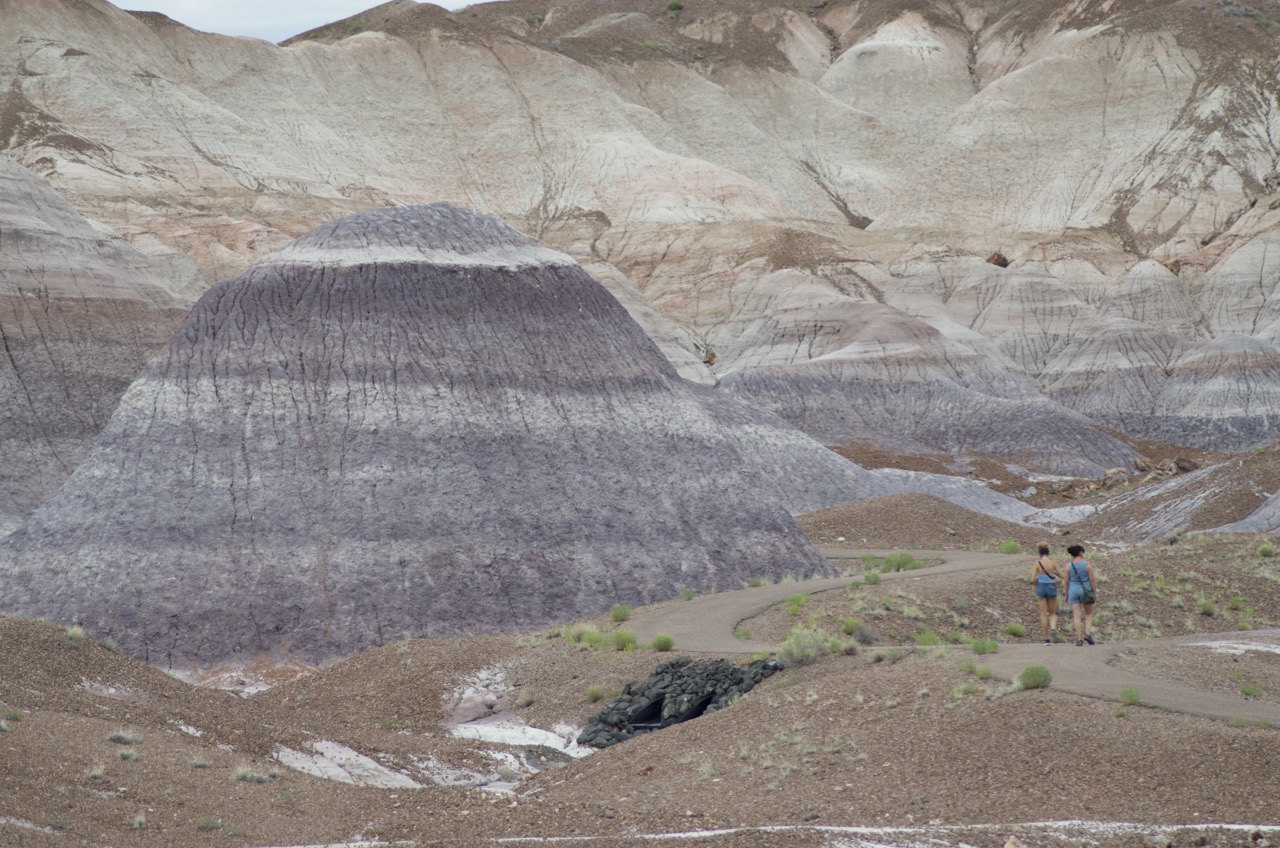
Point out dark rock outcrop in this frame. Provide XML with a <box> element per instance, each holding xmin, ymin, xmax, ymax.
<box><xmin>0</xmin><ymin>158</ymin><xmax>196</xmax><ymax>535</ymax></box>
<box><xmin>577</xmin><ymin>656</ymin><xmax>780</xmax><ymax>748</ymax></box>
<box><xmin>0</xmin><ymin>203</ymin><xmax>833</xmax><ymax>668</ymax></box>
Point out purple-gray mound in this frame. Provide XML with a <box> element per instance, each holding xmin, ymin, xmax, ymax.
<box><xmin>0</xmin><ymin>203</ymin><xmax>833</xmax><ymax>668</ymax></box>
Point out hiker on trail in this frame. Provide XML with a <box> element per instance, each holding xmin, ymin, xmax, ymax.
<box><xmin>1030</xmin><ymin>542</ymin><xmax>1064</xmax><ymax>645</ymax></box>
<box><xmin>1065</xmin><ymin>544</ymin><xmax>1097</xmax><ymax>646</ymax></box>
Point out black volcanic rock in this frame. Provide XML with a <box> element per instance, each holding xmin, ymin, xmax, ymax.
<box><xmin>0</xmin><ymin>204</ymin><xmax>833</xmax><ymax>668</ymax></box>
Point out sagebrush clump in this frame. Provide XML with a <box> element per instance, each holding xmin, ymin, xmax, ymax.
<box><xmin>778</xmin><ymin>627</ymin><xmax>831</xmax><ymax>667</ymax></box>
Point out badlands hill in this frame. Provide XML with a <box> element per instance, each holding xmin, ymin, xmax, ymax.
<box><xmin>2</xmin><ymin>0</ymin><xmax>1278</xmax><ymax>486</ymax></box>
<box><xmin>0</xmin><ymin>203</ymin><xmax>846</xmax><ymax>667</ymax></box>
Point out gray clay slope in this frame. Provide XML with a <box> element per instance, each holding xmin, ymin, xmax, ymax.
<box><xmin>0</xmin><ymin>158</ymin><xmax>197</xmax><ymax>535</ymax></box>
<box><xmin>0</xmin><ymin>203</ymin><xmax>838</xmax><ymax>667</ymax></box>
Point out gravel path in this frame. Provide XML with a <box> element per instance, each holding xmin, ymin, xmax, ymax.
<box><xmin>629</xmin><ymin>549</ymin><xmax>1280</xmax><ymax>725</ymax></box>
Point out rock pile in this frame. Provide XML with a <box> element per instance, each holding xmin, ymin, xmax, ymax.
<box><xmin>577</xmin><ymin>656</ymin><xmax>780</xmax><ymax>749</ymax></box>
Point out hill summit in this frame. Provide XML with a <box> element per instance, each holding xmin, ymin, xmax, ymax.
<box><xmin>0</xmin><ymin>203</ymin><xmax>832</xmax><ymax>668</ymax></box>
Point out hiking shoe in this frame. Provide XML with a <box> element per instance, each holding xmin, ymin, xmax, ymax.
<box><xmin>1076</xmin><ymin>640</ymin><xmax>1084</xmax><ymax>647</ymax></box>
<box><xmin>1042</xmin><ymin>640</ymin><xmax>1051</xmax><ymax>646</ymax></box>
<box><xmin>1084</xmin><ymin>634</ymin><xmax>1095</xmax><ymax>645</ymax></box>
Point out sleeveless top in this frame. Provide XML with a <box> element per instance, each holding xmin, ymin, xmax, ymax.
<box><xmin>1069</xmin><ymin>560</ymin><xmax>1091</xmax><ymax>587</ymax></box>
<box><xmin>1035</xmin><ymin>558</ymin><xmax>1056</xmax><ymax>583</ymax></box>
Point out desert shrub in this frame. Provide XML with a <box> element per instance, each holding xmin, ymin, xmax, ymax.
<box><xmin>667</xmin><ymin>0</ymin><xmax>683</xmax><ymax>10</ymax></box>
<box><xmin>63</xmin><ymin>625</ymin><xmax>86</xmax><ymax>647</ymax></box>
<box><xmin>1228</xmin><ymin>594</ymin><xmax>1245</xmax><ymax>611</ymax></box>
<box><xmin>970</xmin><ymin>638</ymin><xmax>999</xmax><ymax>655</ymax></box>
<box><xmin>778</xmin><ymin>627</ymin><xmax>831</xmax><ymax>668</ymax></box>
<box><xmin>108</xmin><ymin>730</ymin><xmax>138</xmax><ymax>745</ymax></box>
<box><xmin>234</xmin><ymin>766</ymin><xmax>277</xmax><ymax>783</ymax></box>
<box><xmin>610</xmin><ymin>630</ymin><xmax>637</xmax><ymax>651</ymax></box>
<box><xmin>0</xmin><ymin>720</ymin><xmax>8</xmax><ymax>733</ymax></box>
<box><xmin>783</xmin><ymin>593</ymin><xmax>809</xmax><ymax>615</ymax></box>
<box><xmin>196</xmin><ymin>814</ymin><xmax>223</xmax><ymax>831</ymax></box>
<box><xmin>586</xmin><ymin>684</ymin><xmax>606</xmax><ymax>702</ymax></box>
<box><xmin>1003</xmin><ymin>622</ymin><xmax>1026</xmax><ymax>638</ymax></box>
<box><xmin>975</xmin><ymin>665</ymin><xmax>993</xmax><ymax>680</ymax></box>
<box><xmin>841</xmin><ymin>616</ymin><xmax>860</xmax><ymax>636</ymax></box>
<box><xmin>2</xmin><ymin>708</ymin><xmax>21</xmax><ymax>722</ymax></box>
<box><xmin>610</xmin><ymin>604</ymin><xmax>632</xmax><ymax>623</ymax></box>
<box><xmin>581</xmin><ymin>630</ymin><xmax>605</xmax><ymax>648</ymax></box>
<box><xmin>996</xmin><ymin>539</ymin><xmax>1022</xmax><ymax>554</ymax></box>
<box><xmin>1197</xmin><ymin>596</ymin><xmax>1216</xmax><ymax>617</ymax></box>
<box><xmin>130</xmin><ymin>813</ymin><xmax>146</xmax><ymax>829</ymax></box>
<box><xmin>1018</xmin><ymin>665</ymin><xmax>1052</xmax><ymax>690</ymax></box>
<box><xmin>744</xmin><ymin>577</ymin><xmax>767</xmax><ymax>588</ymax></box>
<box><xmin>863</xmin><ymin>571</ymin><xmax>881</xmax><ymax>585</ymax></box>
<box><xmin>119</xmin><ymin>749</ymin><xmax>137</xmax><ymax>761</ymax></box>
<box><xmin>1120</xmin><ymin>686</ymin><xmax>1141</xmax><ymax>705</ymax></box>
<box><xmin>1240</xmin><ymin>683</ymin><xmax>1262</xmax><ymax>698</ymax></box>
<box><xmin>191</xmin><ymin>757</ymin><xmax>210</xmax><ymax>768</ymax></box>
<box><xmin>883</xmin><ymin>551</ymin><xmax>920</xmax><ymax>572</ymax></box>
<box><xmin>914</xmin><ymin>630</ymin><xmax>941</xmax><ymax>646</ymax></box>
<box><xmin>678</xmin><ymin>588</ymin><xmax>696</xmax><ymax>601</ymax></box>
<box><xmin>651</xmin><ymin>633</ymin><xmax>675</xmax><ymax>652</ymax></box>
<box><xmin>1259</xmin><ymin>542</ymin><xmax>1277</xmax><ymax>558</ymax></box>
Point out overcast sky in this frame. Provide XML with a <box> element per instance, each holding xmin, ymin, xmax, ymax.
<box><xmin>122</xmin><ymin>1</ymin><xmax>476</xmax><ymax>43</ymax></box>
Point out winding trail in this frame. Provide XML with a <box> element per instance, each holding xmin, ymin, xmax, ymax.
<box><xmin>628</xmin><ymin>549</ymin><xmax>1280</xmax><ymax>726</ymax></box>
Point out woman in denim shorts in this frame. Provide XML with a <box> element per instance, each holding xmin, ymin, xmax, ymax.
<box><xmin>1030</xmin><ymin>543</ymin><xmax>1065</xmax><ymax>645</ymax></box>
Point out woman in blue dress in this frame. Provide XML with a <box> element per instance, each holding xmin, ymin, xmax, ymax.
<box><xmin>1029</xmin><ymin>543</ymin><xmax>1064</xmax><ymax>645</ymax></box>
<box><xmin>1065</xmin><ymin>544</ymin><xmax>1097</xmax><ymax>646</ymax></box>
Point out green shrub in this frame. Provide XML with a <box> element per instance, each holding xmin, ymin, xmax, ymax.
<box><xmin>1240</xmin><ymin>683</ymin><xmax>1262</xmax><ymax>698</ymax></box>
<box><xmin>1259</xmin><ymin>542</ymin><xmax>1277</xmax><ymax>558</ymax></box>
<box><xmin>744</xmin><ymin>577</ymin><xmax>767</xmax><ymax>588</ymax></box>
<box><xmin>1003</xmin><ymin>622</ymin><xmax>1026</xmax><ymax>638</ymax></box>
<box><xmin>1018</xmin><ymin>665</ymin><xmax>1052</xmax><ymax>690</ymax></box>
<box><xmin>610</xmin><ymin>630</ymin><xmax>637</xmax><ymax>651</ymax></box>
<box><xmin>651</xmin><ymin>633</ymin><xmax>676</xmax><ymax>652</ymax></box>
<box><xmin>841</xmin><ymin>616</ymin><xmax>860</xmax><ymax>636</ymax></box>
<box><xmin>196</xmin><ymin>814</ymin><xmax>223</xmax><ymax>832</ymax></box>
<box><xmin>586</xmin><ymin>684</ymin><xmax>606</xmax><ymax>703</ymax></box>
<box><xmin>1120</xmin><ymin>686</ymin><xmax>1141</xmax><ymax>705</ymax></box>
<box><xmin>914</xmin><ymin>630</ymin><xmax>941</xmax><ymax>646</ymax></box>
<box><xmin>667</xmin><ymin>0</ymin><xmax>683</xmax><ymax>10</ymax></box>
<box><xmin>883</xmin><ymin>551</ymin><xmax>920</xmax><ymax>572</ymax></box>
<box><xmin>1197</xmin><ymin>597</ymin><xmax>1216</xmax><ymax>617</ymax></box>
<box><xmin>863</xmin><ymin>571</ymin><xmax>881</xmax><ymax>585</ymax></box>
<box><xmin>131</xmin><ymin>813</ymin><xmax>146</xmax><ymax>829</ymax></box>
<box><xmin>581</xmin><ymin>630</ymin><xmax>605</xmax><ymax>648</ymax></box>
<box><xmin>119</xmin><ymin>749</ymin><xmax>138</xmax><ymax>761</ymax></box>
<box><xmin>1228</xmin><ymin>594</ymin><xmax>1245</xmax><ymax>611</ymax></box>
<box><xmin>610</xmin><ymin>604</ymin><xmax>632</xmax><ymax>623</ymax></box>
<box><xmin>63</xmin><ymin>625</ymin><xmax>86</xmax><ymax>647</ymax></box>
<box><xmin>975</xmin><ymin>665</ymin><xmax>993</xmax><ymax>680</ymax></box>
<box><xmin>778</xmin><ymin>627</ymin><xmax>831</xmax><ymax>668</ymax></box>
<box><xmin>108</xmin><ymin>730</ymin><xmax>138</xmax><ymax>745</ymax></box>
<box><xmin>191</xmin><ymin>757</ymin><xmax>210</xmax><ymax>769</ymax></box>
<box><xmin>783</xmin><ymin>593</ymin><xmax>810</xmax><ymax>616</ymax></box>
<box><xmin>678</xmin><ymin>588</ymin><xmax>697</xmax><ymax>601</ymax></box>
<box><xmin>996</xmin><ymin>539</ymin><xmax>1022</xmax><ymax>554</ymax></box>
<box><xmin>2</xmin><ymin>708</ymin><xmax>21</xmax><ymax>722</ymax></box>
<box><xmin>970</xmin><ymin>638</ymin><xmax>999</xmax><ymax>655</ymax></box>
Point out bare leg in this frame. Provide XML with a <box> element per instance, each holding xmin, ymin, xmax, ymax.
<box><xmin>1038</xmin><ymin>597</ymin><xmax>1050</xmax><ymax>640</ymax></box>
<box><xmin>1083</xmin><ymin>603</ymin><xmax>1095</xmax><ymax>639</ymax></box>
<box><xmin>1072</xmin><ymin>602</ymin><xmax>1083</xmax><ymax>643</ymax></box>
<box><xmin>1048</xmin><ymin>597</ymin><xmax>1058</xmax><ymax>636</ymax></box>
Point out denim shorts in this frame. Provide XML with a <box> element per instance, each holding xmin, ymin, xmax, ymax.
<box><xmin>1036</xmin><ymin>581</ymin><xmax>1057</xmax><ymax>599</ymax></box>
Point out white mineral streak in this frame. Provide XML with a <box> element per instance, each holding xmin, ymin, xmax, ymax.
<box><xmin>263</xmin><ymin>243</ymin><xmax>578</xmax><ymax>270</ymax></box>
<box><xmin>272</xmin><ymin>741</ymin><xmax>421</xmax><ymax>789</ymax></box>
